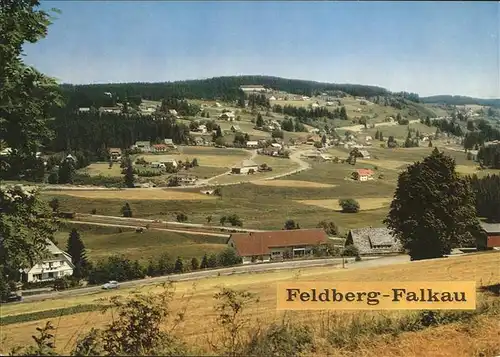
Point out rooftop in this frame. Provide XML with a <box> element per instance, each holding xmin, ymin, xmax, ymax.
<box><xmin>480</xmin><ymin>222</ymin><xmax>500</xmax><ymax>233</ymax></box>
<box><xmin>229</xmin><ymin>229</ymin><xmax>329</xmax><ymax>256</ymax></box>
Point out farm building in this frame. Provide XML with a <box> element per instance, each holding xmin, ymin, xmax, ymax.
<box><xmin>479</xmin><ymin>222</ymin><xmax>500</xmax><ymax>249</ymax></box>
<box><xmin>164</xmin><ymin>139</ymin><xmax>177</xmax><ymax>149</ymax></box>
<box><xmin>133</xmin><ymin>141</ymin><xmax>151</xmax><ymax>152</ymax></box>
<box><xmin>320</xmin><ymin>153</ymin><xmax>333</xmax><ymax>161</ymax></box>
<box><xmin>162</xmin><ymin>159</ymin><xmax>178</xmax><ymax>169</ymax></box>
<box><xmin>168</xmin><ymin>109</ymin><xmax>179</xmax><ymax>117</ymax></box>
<box><xmin>353</xmin><ymin>168</ymin><xmax>374</xmax><ymax>181</ymax></box>
<box><xmin>271</xmin><ymin>143</ymin><xmax>282</xmax><ymax>150</ymax></box>
<box><xmin>231</xmin><ymin>160</ymin><xmax>259</xmax><ymax>174</ymax></box>
<box><xmin>246</xmin><ymin>141</ymin><xmax>259</xmax><ymax>148</ymax></box>
<box><xmin>228</xmin><ymin>229</ymin><xmax>329</xmax><ymax>264</ymax></box>
<box><xmin>197</xmin><ymin>125</ymin><xmax>207</xmax><ymax>133</ymax></box>
<box><xmin>239</xmin><ymin>85</ymin><xmax>267</xmax><ymax>93</ymax></box>
<box><xmin>269</xmin><ymin>96</ymin><xmax>276</xmax><ymax>101</ymax></box>
<box><xmin>193</xmin><ymin>137</ymin><xmax>207</xmax><ymax>146</ymax></box>
<box><xmin>358</xmin><ymin>150</ymin><xmax>371</xmax><ymax>159</ymax></box>
<box><xmin>219</xmin><ymin>112</ymin><xmax>235</xmax><ymax>121</ymax></box>
<box><xmin>22</xmin><ymin>239</ymin><xmax>74</xmax><ymax>283</ymax></box>
<box><xmin>345</xmin><ymin>227</ymin><xmax>402</xmax><ymax>255</ymax></box>
<box><xmin>230</xmin><ymin>125</ymin><xmax>242</xmax><ymax>132</ymax></box>
<box><xmin>152</xmin><ymin>144</ymin><xmax>168</xmax><ymax>153</ymax></box>
<box><xmin>108</xmin><ymin>148</ymin><xmax>122</xmax><ymax>161</ymax></box>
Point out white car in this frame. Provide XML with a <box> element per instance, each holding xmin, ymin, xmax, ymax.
<box><xmin>102</xmin><ymin>281</ymin><xmax>119</xmax><ymax>289</ymax></box>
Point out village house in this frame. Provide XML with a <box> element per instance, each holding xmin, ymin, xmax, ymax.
<box><xmin>353</xmin><ymin>168</ymin><xmax>374</xmax><ymax>181</ymax></box>
<box><xmin>231</xmin><ymin>160</ymin><xmax>259</xmax><ymax>174</ymax></box>
<box><xmin>239</xmin><ymin>85</ymin><xmax>267</xmax><ymax>93</ymax></box>
<box><xmin>175</xmin><ymin>174</ymin><xmax>198</xmax><ymax>185</ymax></box>
<box><xmin>152</xmin><ymin>144</ymin><xmax>168</xmax><ymax>153</ymax></box>
<box><xmin>22</xmin><ymin>239</ymin><xmax>75</xmax><ymax>283</ymax></box>
<box><xmin>246</xmin><ymin>141</ymin><xmax>259</xmax><ymax>148</ymax></box>
<box><xmin>193</xmin><ymin>137</ymin><xmax>206</xmax><ymax>146</ymax></box>
<box><xmin>168</xmin><ymin>109</ymin><xmax>179</xmax><ymax>118</ymax></box>
<box><xmin>301</xmin><ymin>150</ymin><xmax>321</xmax><ymax>159</ymax></box>
<box><xmin>227</xmin><ymin>229</ymin><xmax>329</xmax><ymax>264</ymax></box>
<box><xmin>358</xmin><ymin>150</ymin><xmax>371</xmax><ymax>159</ymax></box>
<box><xmin>78</xmin><ymin>107</ymin><xmax>90</xmax><ymax>112</ymax></box>
<box><xmin>219</xmin><ymin>111</ymin><xmax>236</xmax><ymax>121</ymax></box>
<box><xmin>479</xmin><ymin>222</ymin><xmax>500</xmax><ymax>249</ymax></box>
<box><xmin>162</xmin><ymin>158</ymin><xmax>178</xmax><ymax>169</ymax></box>
<box><xmin>271</xmin><ymin>143</ymin><xmax>282</xmax><ymax>150</ymax></box>
<box><xmin>108</xmin><ymin>148</ymin><xmax>122</xmax><ymax>161</ymax></box>
<box><xmin>320</xmin><ymin>153</ymin><xmax>333</xmax><ymax>161</ymax></box>
<box><xmin>269</xmin><ymin>96</ymin><xmax>276</xmax><ymax>101</ymax></box>
<box><xmin>345</xmin><ymin>227</ymin><xmax>402</xmax><ymax>255</ymax></box>
<box><xmin>163</xmin><ymin>138</ymin><xmax>177</xmax><ymax>149</ymax></box>
<box><xmin>230</xmin><ymin>124</ymin><xmax>242</xmax><ymax>133</ymax></box>
<box><xmin>133</xmin><ymin>141</ymin><xmax>151</xmax><ymax>152</ymax></box>
<box><xmin>197</xmin><ymin>124</ymin><xmax>207</xmax><ymax>133</ymax></box>
<box><xmin>61</xmin><ymin>154</ymin><xmax>77</xmax><ymax>164</ymax></box>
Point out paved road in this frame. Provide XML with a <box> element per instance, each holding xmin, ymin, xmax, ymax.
<box><xmin>19</xmin><ymin>255</ymin><xmax>408</xmax><ymax>303</ymax></box>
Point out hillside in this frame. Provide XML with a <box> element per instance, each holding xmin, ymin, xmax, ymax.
<box><xmin>60</xmin><ymin>75</ymin><xmax>416</xmax><ymax>108</ymax></box>
<box><xmin>421</xmin><ymin>95</ymin><xmax>500</xmax><ymax>108</ymax></box>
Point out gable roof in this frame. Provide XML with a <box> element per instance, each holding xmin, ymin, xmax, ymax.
<box><xmin>359</xmin><ymin>150</ymin><xmax>370</xmax><ymax>157</ymax></box>
<box><xmin>347</xmin><ymin>227</ymin><xmax>401</xmax><ymax>255</ymax></box>
<box><xmin>108</xmin><ymin>147</ymin><xmax>122</xmax><ymax>153</ymax></box>
<box><xmin>480</xmin><ymin>222</ymin><xmax>500</xmax><ymax>234</ymax></box>
<box><xmin>164</xmin><ymin>139</ymin><xmax>174</xmax><ymax>145</ymax></box>
<box><xmin>356</xmin><ymin>169</ymin><xmax>374</xmax><ymax>176</ymax></box>
<box><xmin>229</xmin><ymin>229</ymin><xmax>329</xmax><ymax>256</ymax></box>
<box><xmin>36</xmin><ymin>239</ymin><xmax>75</xmax><ymax>268</ymax></box>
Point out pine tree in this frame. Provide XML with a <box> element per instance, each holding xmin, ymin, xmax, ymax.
<box><xmin>58</xmin><ymin>158</ymin><xmax>76</xmax><ymax>184</ymax></box>
<box><xmin>379</xmin><ymin>131</ymin><xmax>384</xmax><ymax>141</ymax></box>
<box><xmin>191</xmin><ymin>257</ymin><xmax>199</xmax><ymax>270</ymax></box>
<box><xmin>384</xmin><ymin>148</ymin><xmax>485</xmax><ymax>260</ymax></box>
<box><xmin>340</xmin><ymin>106</ymin><xmax>348</xmax><ymax>120</ymax></box>
<box><xmin>256</xmin><ymin>113</ymin><xmax>264</xmax><ymax>127</ymax></box>
<box><xmin>123</xmin><ymin>156</ymin><xmax>135</xmax><ymax>188</ymax></box>
<box><xmin>121</xmin><ymin>203</ymin><xmax>132</xmax><ymax>217</ymax></box>
<box><xmin>66</xmin><ymin>229</ymin><xmax>90</xmax><ymax>279</ymax></box>
<box><xmin>200</xmin><ymin>254</ymin><xmax>208</xmax><ymax>269</ymax></box>
<box><xmin>428</xmin><ymin>139</ymin><xmax>433</xmax><ymax>147</ymax></box>
<box><xmin>174</xmin><ymin>257</ymin><xmax>184</xmax><ymax>273</ymax></box>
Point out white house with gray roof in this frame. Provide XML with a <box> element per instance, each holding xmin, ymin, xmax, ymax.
<box><xmin>22</xmin><ymin>240</ymin><xmax>75</xmax><ymax>283</ymax></box>
<box><xmin>345</xmin><ymin>227</ymin><xmax>402</xmax><ymax>255</ymax></box>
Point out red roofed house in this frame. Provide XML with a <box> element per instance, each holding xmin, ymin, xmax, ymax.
<box><xmin>353</xmin><ymin>168</ymin><xmax>374</xmax><ymax>182</ymax></box>
<box><xmin>227</xmin><ymin>229</ymin><xmax>329</xmax><ymax>264</ymax></box>
<box><xmin>479</xmin><ymin>222</ymin><xmax>500</xmax><ymax>250</ymax></box>
<box><xmin>152</xmin><ymin>144</ymin><xmax>168</xmax><ymax>153</ymax></box>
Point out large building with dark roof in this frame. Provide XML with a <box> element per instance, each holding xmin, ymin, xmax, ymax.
<box><xmin>345</xmin><ymin>227</ymin><xmax>402</xmax><ymax>255</ymax></box>
<box><xmin>227</xmin><ymin>229</ymin><xmax>329</xmax><ymax>264</ymax></box>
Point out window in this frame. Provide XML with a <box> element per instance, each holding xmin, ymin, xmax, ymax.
<box><xmin>48</xmin><ymin>262</ymin><xmax>54</xmax><ymax>269</ymax></box>
<box><xmin>48</xmin><ymin>272</ymin><xmax>54</xmax><ymax>278</ymax></box>
<box><xmin>34</xmin><ymin>274</ymin><xmax>42</xmax><ymax>280</ymax></box>
<box><xmin>272</xmin><ymin>251</ymin><xmax>281</xmax><ymax>256</ymax></box>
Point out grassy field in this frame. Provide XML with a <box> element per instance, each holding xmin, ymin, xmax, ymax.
<box><xmin>208</xmin><ymin>156</ymin><xmax>300</xmax><ymax>185</ymax></box>
<box><xmin>297</xmin><ymin>197</ymin><xmax>393</xmax><ymax>211</ymax></box>
<box><xmin>53</xmin><ymin>224</ymin><xmax>227</xmax><ymax>263</ymax></box>
<box><xmin>79</xmin><ymin>163</ymin><xmax>122</xmax><ymax>177</ymax></box>
<box><xmin>1</xmin><ymin>252</ymin><xmax>498</xmax><ymax>354</ymax></box>
<box><xmin>251</xmin><ymin>180</ymin><xmax>336</xmax><ymax>188</ymax></box>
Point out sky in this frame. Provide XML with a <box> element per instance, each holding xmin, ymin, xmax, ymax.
<box><xmin>24</xmin><ymin>1</ymin><xmax>500</xmax><ymax>98</ymax></box>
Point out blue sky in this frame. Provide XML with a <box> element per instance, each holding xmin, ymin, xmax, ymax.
<box><xmin>24</xmin><ymin>1</ymin><xmax>499</xmax><ymax>98</ymax></box>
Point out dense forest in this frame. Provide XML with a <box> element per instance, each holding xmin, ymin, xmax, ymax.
<box><xmin>59</xmin><ymin>76</ymin><xmax>394</xmax><ymax>107</ymax></box>
<box><xmin>469</xmin><ymin>174</ymin><xmax>500</xmax><ymax>222</ymax></box>
<box><xmin>47</xmin><ymin>110</ymin><xmax>191</xmax><ymax>155</ymax></box>
<box><xmin>421</xmin><ymin>95</ymin><xmax>500</xmax><ymax>108</ymax></box>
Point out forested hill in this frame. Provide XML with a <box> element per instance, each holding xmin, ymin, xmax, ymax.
<box><xmin>59</xmin><ymin>75</ymin><xmax>395</xmax><ymax>107</ymax></box>
<box><xmin>421</xmin><ymin>95</ymin><xmax>500</xmax><ymax>108</ymax></box>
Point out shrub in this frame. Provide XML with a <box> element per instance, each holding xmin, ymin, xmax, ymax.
<box><xmin>338</xmin><ymin>198</ymin><xmax>360</xmax><ymax>213</ymax></box>
<box><xmin>342</xmin><ymin>244</ymin><xmax>360</xmax><ymax>257</ymax></box>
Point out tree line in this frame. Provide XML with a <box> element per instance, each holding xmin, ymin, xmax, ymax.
<box><xmin>59</xmin><ymin>75</ymin><xmax>392</xmax><ymax>106</ymax></box>
<box><xmin>272</xmin><ymin>104</ymin><xmax>348</xmax><ymax>121</ymax></box>
<box><xmin>468</xmin><ymin>174</ymin><xmax>500</xmax><ymax>223</ymax></box>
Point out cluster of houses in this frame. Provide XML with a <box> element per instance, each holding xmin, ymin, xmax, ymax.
<box><xmin>130</xmin><ymin>139</ymin><xmax>177</xmax><ymax>153</ymax></box>
<box><xmin>16</xmin><ymin>220</ymin><xmax>500</xmax><ymax>284</ymax></box>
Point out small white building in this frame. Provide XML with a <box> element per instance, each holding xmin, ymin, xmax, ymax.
<box><xmin>133</xmin><ymin>141</ymin><xmax>151</xmax><ymax>152</ymax></box>
<box><xmin>162</xmin><ymin>158</ymin><xmax>178</xmax><ymax>168</ymax></box>
<box><xmin>219</xmin><ymin>111</ymin><xmax>235</xmax><ymax>121</ymax></box>
<box><xmin>271</xmin><ymin>143</ymin><xmax>282</xmax><ymax>150</ymax></box>
<box><xmin>23</xmin><ymin>240</ymin><xmax>74</xmax><ymax>283</ymax></box>
<box><xmin>246</xmin><ymin>141</ymin><xmax>259</xmax><ymax>148</ymax></box>
<box><xmin>231</xmin><ymin>159</ymin><xmax>259</xmax><ymax>174</ymax></box>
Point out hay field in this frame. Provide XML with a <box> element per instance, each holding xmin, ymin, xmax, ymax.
<box><xmin>251</xmin><ymin>180</ymin><xmax>336</xmax><ymax>188</ymax></box>
<box><xmin>80</xmin><ymin>163</ymin><xmax>122</xmax><ymax>177</ymax></box>
<box><xmin>297</xmin><ymin>197</ymin><xmax>393</xmax><ymax>211</ymax></box>
<box><xmin>1</xmin><ymin>253</ymin><xmax>499</xmax><ymax>354</ymax></box>
<box><xmin>42</xmin><ymin>188</ymin><xmax>215</xmax><ymax>201</ymax></box>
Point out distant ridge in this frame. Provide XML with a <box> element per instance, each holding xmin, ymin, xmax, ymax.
<box><xmin>421</xmin><ymin>95</ymin><xmax>500</xmax><ymax>108</ymax></box>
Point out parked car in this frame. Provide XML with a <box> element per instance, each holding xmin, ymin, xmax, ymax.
<box><xmin>102</xmin><ymin>281</ymin><xmax>119</xmax><ymax>290</ymax></box>
<box><xmin>6</xmin><ymin>293</ymin><xmax>22</xmax><ymax>303</ymax></box>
